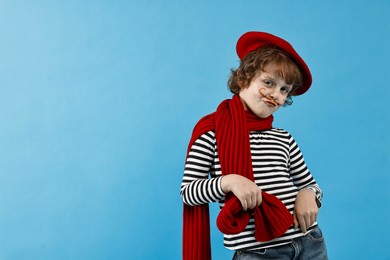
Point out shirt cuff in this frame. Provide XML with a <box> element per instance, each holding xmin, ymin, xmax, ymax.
<box><xmin>306</xmin><ymin>186</ymin><xmax>322</xmax><ymax>208</ymax></box>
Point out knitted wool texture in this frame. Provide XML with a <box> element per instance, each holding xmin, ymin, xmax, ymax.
<box><xmin>182</xmin><ymin>95</ymin><xmax>293</xmax><ymax>260</ymax></box>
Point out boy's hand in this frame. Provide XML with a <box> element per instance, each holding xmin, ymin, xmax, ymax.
<box><xmin>293</xmin><ymin>188</ymin><xmax>318</xmax><ymax>233</ymax></box>
<box><xmin>221</xmin><ymin>174</ymin><xmax>262</xmax><ymax>211</ymax></box>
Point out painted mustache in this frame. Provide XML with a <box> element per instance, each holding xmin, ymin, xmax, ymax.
<box><xmin>259</xmin><ymin>89</ymin><xmax>284</xmax><ymax>106</ymax></box>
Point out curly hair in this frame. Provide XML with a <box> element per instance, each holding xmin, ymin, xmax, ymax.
<box><xmin>227</xmin><ymin>46</ymin><xmax>303</xmax><ymax>106</ymax></box>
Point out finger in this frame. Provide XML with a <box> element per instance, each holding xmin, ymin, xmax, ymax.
<box><xmin>293</xmin><ymin>214</ymin><xmax>299</xmax><ymax>229</ymax></box>
<box><xmin>299</xmin><ymin>216</ymin><xmax>307</xmax><ymax>233</ymax></box>
<box><xmin>249</xmin><ymin>194</ymin><xmax>257</xmax><ymax>209</ymax></box>
<box><xmin>304</xmin><ymin>215</ymin><xmax>312</xmax><ymax>232</ymax></box>
<box><xmin>310</xmin><ymin>214</ymin><xmax>317</xmax><ymax>226</ymax></box>
<box><xmin>247</xmin><ymin>197</ymin><xmax>253</xmax><ymax>210</ymax></box>
<box><xmin>240</xmin><ymin>198</ymin><xmax>248</xmax><ymax>211</ymax></box>
<box><xmin>256</xmin><ymin>191</ymin><xmax>262</xmax><ymax>206</ymax></box>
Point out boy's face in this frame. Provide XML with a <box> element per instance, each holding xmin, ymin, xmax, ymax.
<box><xmin>239</xmin><ymin>69</ymin><xmax>293</xmax><ymax>118</ymax></box>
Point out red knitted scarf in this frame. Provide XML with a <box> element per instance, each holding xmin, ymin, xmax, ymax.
<box><xmin>183</xmin><ymin>95</ymin><xmax>293</xmax><ymax>260</ymax></box>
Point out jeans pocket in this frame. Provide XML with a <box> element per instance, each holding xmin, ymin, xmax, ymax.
<box><xmin>233</xmin><ymin>249</ymin><xmax>268</xmax><ymax>259</ymax></box>
<box><xmin>308</xmin><ymin>226</ymin><xmax>324</xmax><ymax>242</ymax></box>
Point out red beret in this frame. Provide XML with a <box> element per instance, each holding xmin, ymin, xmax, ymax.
<box><xmin>236</xmin><ymin>31</ymin><xmax>312</xmax><ymax>95</ymax></box>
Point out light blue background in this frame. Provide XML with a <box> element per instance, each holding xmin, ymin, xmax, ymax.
<box><xmin>0</xmin><ymin>1</ymin><xmax>389</xmax><ymax>259</ymax></box>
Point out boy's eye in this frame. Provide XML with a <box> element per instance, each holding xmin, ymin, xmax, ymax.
<box><xmin>264</xmin><ymin>80</ymin><xmax>274</xmax><ymax>86</ymax></box>
<box><xmin>281</xmin><ymin>87</ymin><xmax>291</xmax><ymax>94</ymax></box>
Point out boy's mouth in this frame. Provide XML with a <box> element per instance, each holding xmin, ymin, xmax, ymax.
<box><xmin>263</xmin><ymin>98</ymin><xmax>279</xmax><ymax>107</ymax></box>
<box><xmin>259</xmin><ymin>88</ymin><xmax>282</xmax><ymax>107</ymax></box>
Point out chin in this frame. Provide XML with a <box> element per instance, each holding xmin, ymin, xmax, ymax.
<box><xmin>254</xmin><ymin>112</ymin><xmax>272</xmax><ymax>118</ymax></box>
<box><xmin>249</xmin><ymin>105</ymin><xmax>274</xmax><ymax>118</ymax></box>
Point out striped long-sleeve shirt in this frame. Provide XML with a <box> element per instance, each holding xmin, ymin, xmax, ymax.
<box><xmin>180</xmin><ymin>128</ymin><xmax>322</xmax><ymax>251</ymax></box>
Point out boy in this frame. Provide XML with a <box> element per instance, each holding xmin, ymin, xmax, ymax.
<box><xmin>181</xmin><ymin>32</ymin><xmax>328</xmax><ymax>260</ymax></box>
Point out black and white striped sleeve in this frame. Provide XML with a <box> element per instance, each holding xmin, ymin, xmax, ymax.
<box><xmin>180</xmin><ymin>131</ymin><xmax>225</xmax><ymax>206</ymax></box>
<box><xmin>289</xmin><ymin>135</ymin><xmax>323</xmax><ymax>204</ymax></box>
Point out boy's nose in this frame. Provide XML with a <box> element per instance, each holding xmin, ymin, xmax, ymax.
<box><xmin>269</xmin><ymin>90</ymin><xmax>280</xmax><ymax>100</ymax></box>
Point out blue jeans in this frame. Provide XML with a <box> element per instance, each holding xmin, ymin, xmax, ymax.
<box><xmin>232</xmin><ymin>226</ymin><xmax>328</xmax><ymax>260</ymax></box>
